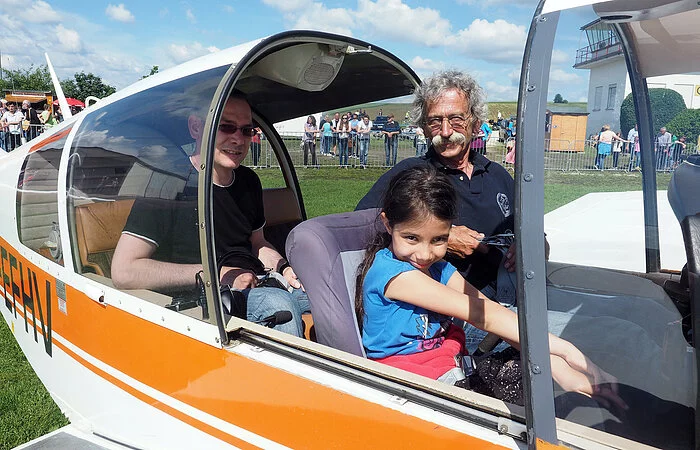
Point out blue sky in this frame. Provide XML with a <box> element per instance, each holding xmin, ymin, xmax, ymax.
<box><xmin>0</xmin><ymin>1</ymin><xmax>597</xmax><ymax>102</ymax></box>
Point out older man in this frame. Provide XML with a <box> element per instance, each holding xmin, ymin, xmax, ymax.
<box><xmin>22</xmin><ymin>100</ymin><xmax>41</xmax><ymax>141</ymax></box>
<box><xmin>356</xmin><ymin>70</ymin><xmax>541</xmax><ymax>352</ymax></box>
<box><xmin>358</xmin><ymin>71</ymin><xmax>515</xmax><ymax>292</ymax></box>
<box><xmin>112</xmin><ymin>92</ymin><xmax>309</xmax><ymax>336</ymax></box>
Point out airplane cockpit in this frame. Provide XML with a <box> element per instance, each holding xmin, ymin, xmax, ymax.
<box><xmin>4</xmin><ymin>2</ymin><xmax>700</xmax><ymax>448</ymax></box>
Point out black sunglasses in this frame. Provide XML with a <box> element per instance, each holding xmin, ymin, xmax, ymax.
<box><xmin>218</xmin><ymin>123</ymin><xmax>257</xmax><ymax>137</ymax></box>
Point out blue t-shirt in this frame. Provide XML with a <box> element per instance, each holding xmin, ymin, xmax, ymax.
<box><xmin>322</xmin><ymin>122</ymin><xmax>333</xmax><ymax>137</ymax></box>
<box><xmin>362</xmin><ymin>247</ymin><xmax>457</xmax><ymax>359</ymax></box>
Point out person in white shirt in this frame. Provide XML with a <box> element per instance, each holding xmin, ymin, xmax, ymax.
<box><xmin>626</xmin><ymin>124</ymin><xmax>638</xmax><ymax>154</ymax></box>
<box><xmin>356</xmin><ymin>114</ymin><xmax>373</xmax><ymax>167</ymax></box>
<box><xmin>2</xmin><ymin>103</ymin><xmax>25</xmax><ymax>151</ymax></box>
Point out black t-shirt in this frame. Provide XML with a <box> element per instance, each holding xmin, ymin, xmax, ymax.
<box><xmin>212</xmin><ymin>166</ymin><xmax>265</xmax><ymax>271</ymax></box>
<box><xmin>356</xmin><ymin>148</ymin><xmax>515</xmax><ymax>290</ymax></box>
<box><xmin>123</xmin><ymin>165</ymin><xmax>266</xmax><ymax>271</ymax></box>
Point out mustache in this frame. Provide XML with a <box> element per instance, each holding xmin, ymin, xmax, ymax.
<box><xmin>431</xmin><ymin>131</ymin><xmax>468</xmax><ymax>148</ymax></box>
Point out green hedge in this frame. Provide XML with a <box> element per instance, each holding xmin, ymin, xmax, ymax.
<box><xmin>620</xmin><ymin>88</ymin><xmax>686</xmax><ymax>136</ymax></box>
<box><xmin>666</xmin><ymin>108</ymin><xmax>700</xmax><ymax>143</ymax></box>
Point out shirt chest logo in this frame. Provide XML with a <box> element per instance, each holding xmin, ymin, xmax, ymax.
<box><xmin>497</xmin><ymin>192</ymin><xmax>511</xmax><ymax>218</ymax></box>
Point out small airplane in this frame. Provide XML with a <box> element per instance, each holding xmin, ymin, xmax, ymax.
<box><xmin>2</xmin><ymin>1</ymin><xmax>699</xmax><ymax>449</ymax></box>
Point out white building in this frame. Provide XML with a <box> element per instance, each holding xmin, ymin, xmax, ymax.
<box><xmin>575</xmin><ymin>19</ymin><xmax>700</xmax><ymax>137</ymax></box>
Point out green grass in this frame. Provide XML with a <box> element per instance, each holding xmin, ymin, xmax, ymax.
<box><xmin>0</xmin><ymin>323</ymin><xmax>69</xmax><ymax>449</ymax></box>
<box><xmin>0</xmin><ymin>166</ymin><xmax>669</xmax><ymax>448</ymax></box>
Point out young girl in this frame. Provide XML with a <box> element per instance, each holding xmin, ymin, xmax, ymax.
<box><xmin>355</xmin><ymin>165</ymin><xmax>620</xmax><ymax>406</ymax></box>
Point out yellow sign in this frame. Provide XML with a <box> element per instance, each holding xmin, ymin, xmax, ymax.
<box><xmin>695</xmin><ymin>85</ymin><xmax>700</xmax><ymax>96</ymax></box>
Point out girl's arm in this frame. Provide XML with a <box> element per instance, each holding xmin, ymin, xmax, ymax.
<box><xmin>386</xmin><ymin>270</ymin><xmax>624</xmax><ymax>403</ymax></box>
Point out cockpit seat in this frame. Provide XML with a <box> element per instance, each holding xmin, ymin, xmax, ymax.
<box><xmin>75</xmin><ymin>199</ymin><xmax>135</xmax><ymax>278</ymax></box>
<box><xmin>668</xmin><ymin>155</ymin><xmax>700</xmax><ymax>339</ymax></box>
<box><xmin>262</xmin><ymin>187</ymin><xmax>303</xmax><ymax>259</ymax></box>
<box><xmin>286</xmin><ymin>208</ymin><xmax>382</xmax><ymax>357</ymax></box>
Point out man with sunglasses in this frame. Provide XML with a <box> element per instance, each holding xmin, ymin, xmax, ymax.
<box><xmin>113</xmin><ymin>92</ymin><xmax>309</xmax><ymax>337</ymax></box>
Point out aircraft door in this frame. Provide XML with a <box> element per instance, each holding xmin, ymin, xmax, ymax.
<box><xmin>65</xmin><ymin>66</ymin><xmax>229</xmax><ymax>324</ymax></box>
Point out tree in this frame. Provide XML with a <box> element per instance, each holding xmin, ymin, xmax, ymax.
<box><xmin>553</xmin><ymin>93</ymin><xmax>566</xmax><ymax>103</ymax></box>
<box><xmin>666</xmin><ymin>108</ymin><xmax>700</xmax><ymax>143</ymax></box>
<box><xmin>141</xmin><ymin>65</ymin><xmax>159</xmax><ymax>80</ymax></box>
<box><xmin>619</xmin><ymin>88</ymin><xmax>686</xmax><ymax>136</ymax></box>
<box><xmin>61</xmin><ymin>72</ymin><xmax>116</xmax><ymax>102</ymax></box>
<box><xmin>0</xmin><ymin>64</ymin><xmax>53</xmax><ymax>92</ymax></box>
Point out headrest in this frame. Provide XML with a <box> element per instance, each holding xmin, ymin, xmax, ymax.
<box><xmin>286</xmin><ymin>208</ymin><xmax>382</xmax><ymax>356</ymax></box>
<box><xmin>668</xmin><ymin>157</ymin><xmax>700</xmax><ymax>223</ymax></box>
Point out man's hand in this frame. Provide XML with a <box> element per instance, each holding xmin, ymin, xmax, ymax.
<box><xmin>447</xmin><ymin>225</ymin><xmax>486</xmax><ymax>258</ymax></box>
<box><xmin>504</xmin><ymin>244</ymin><xmax>515</xmax><ymax>272</ymax></box>
<box><xmin>221</xmin><ymin>267</ymin><xmax>258</xmax><ymax>290</ymax></box>
<box><xmin>282</xmin><ymin>266</ymin><xmax>303</xmax><ymax>290</ymax></box>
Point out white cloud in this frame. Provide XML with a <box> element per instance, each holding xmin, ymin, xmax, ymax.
<box><xmin>356</xmin><ymin>0</ymin><xmax>451</xmax><ymax>47</ymax></box>
<box><xmin>185</xmin><ymin>8</ymin><xmax>196</xmax><ymax>23</ymax></box>
<box><xmin>482</xmin><ymin>80</ymin><xmax>519</xmax><ymax>101</ymax></box>
<box><xmin>452</xmin><ymin>19</ymin><xmax>527</xmax><ymax>63</ymax></box>
<box><xmin>291</xmin><ymin>5</ymin><xmax>355</xmax><ymax>36</ymax></box>
<box><xmin>18</xmin><ymin>1</ymin><xmax>60</xmax><ymax>24</ymax></box>
<box><xmin>410</xmin><ymin>56</ymin><xmax>444</xmax><ymax>71</ymax></box>
<box><xmin>456</xmin><ymin>0</ymin><xmax>535</xmax><ymax>7</ymax></box>
<box><xmin>550</xmin><ymin>68</ymin><xmax>580</xmax><ymax>82</ymax></box>
<box><xmin>261</xmin><ymin>0</ymin><xmax>314</xmax><ymax>13</ymax></box>
<box><xmin>551</xmin><ymin>49</ymin><xmax>570</xmax><ymax>65</ymax></box>
<box><xmin>508</xmin><ymin>69</ymin><xmax>521</xmax><ymax>85</ymax></box>
<box><xmin>106</xmin><ymin>4</ymin><xmax>135</xmax><ymax>23</ymax></box>
<box><xmin>222</xmin><ymin>5</ymin><xmax>235</xmax><ymax>13</ymax></box>
<box><xmin>159</xmin><ymin>8</ymin><xmax>169</xmax><ymax>18</ymax></box>
<box><xmin>167</xmin><ymin>42</ymin><xmax>218</xmax><ymax>64</ymax></box>
<box><xmin>55</xmin><ymin>24</ymin><xmax>82</xmax><ymax>52</ymax></box>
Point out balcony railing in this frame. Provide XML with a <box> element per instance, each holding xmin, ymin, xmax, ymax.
<box><xmin>574</xmin><ymin>38</ymin><xmax>623</xmax><ymax>67</ymax></box>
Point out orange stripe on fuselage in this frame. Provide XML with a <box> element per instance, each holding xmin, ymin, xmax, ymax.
<box><xmin>51</xmin><ymin>339</ymin><xmax>260</xmax><ymax>449</ymax></box>
<box><xmin>1</xmin><ymin>237</ymin><xmax>508</xmax><ymax>449</ymax></box>
<box><xmin>28</xmin><ymin>126</ymin><xmax>72</xmax><ymax>153</ymax></box>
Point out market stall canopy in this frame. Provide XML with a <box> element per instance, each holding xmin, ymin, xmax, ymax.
<box><xmin>4</xmin><ymin>90</ymin><xmax>52</xmax><ymax>104</ymax></box>
<box><xmin>54</xmin><ymin>97</ymin><xmax>85</xmax><ymax>107</ymax></box>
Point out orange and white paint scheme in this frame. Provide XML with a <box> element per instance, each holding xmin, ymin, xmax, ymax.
<box><xmin>4</xmin><ymin>2</ymin><xmax>699</xmax><ymax>447</ymax></box>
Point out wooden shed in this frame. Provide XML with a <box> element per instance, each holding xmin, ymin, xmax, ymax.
<box><xmin>545</xmin><ymin>106</ymin><xmax>589</xmax><ymax>152</ymax></box>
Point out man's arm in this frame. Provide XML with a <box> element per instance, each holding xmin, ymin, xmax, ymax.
<box><xmin>112</xmin><ymin>234</ymin><xmax>202</xmax><ymax>290</ymax></box>
<box><xmin>249</xmin><ymin>228</ymin><xmax>302</xmax><ymax>289</ymax></box>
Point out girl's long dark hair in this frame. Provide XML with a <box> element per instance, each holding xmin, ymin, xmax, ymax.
<box><xmin>354</xmin><ymin>165</ymin><xmax>457</xmax><ymax>330</ymax></box>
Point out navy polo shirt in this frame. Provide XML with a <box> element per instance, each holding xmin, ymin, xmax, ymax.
<box><xmin>356</xmin><ymin>147</ymin><xmax>514</xmax><ymax>290</ymax></box>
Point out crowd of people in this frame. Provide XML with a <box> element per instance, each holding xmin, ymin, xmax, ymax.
<box><xmin>300</xmin><ymin>110</ymin><xmax>424</xmax><ymax>168</ymax></box>
<box><xmin>590</xmin><ymin>123</ymin><xmax>689</xmax><ymax>172</ymax></box>
<box><xmin>0</xmin><ymin>99</ymin><xmax>71</xmax><ymax>152</ymax></box>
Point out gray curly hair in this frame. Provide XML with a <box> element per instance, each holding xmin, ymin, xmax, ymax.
<box><xmin>408</xmin><ymin>70</ymin><xmax>487</xmax><ymax>129</ymax></box>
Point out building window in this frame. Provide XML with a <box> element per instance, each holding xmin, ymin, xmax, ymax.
<box><xmin>607</xmin><ymin>84</ymin><xmax>617</xmax><ymax>110</ymax></box>
<box><xmin>593</xmin><ymin>86</ymin><xmax>603</xmax><ymax>111</ymax></box>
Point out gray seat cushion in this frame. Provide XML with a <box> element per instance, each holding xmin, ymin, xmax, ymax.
<box><xmin>286</xmin><ymin>208</ymin><xmax>382</xmax><ymax>356</ymax></box>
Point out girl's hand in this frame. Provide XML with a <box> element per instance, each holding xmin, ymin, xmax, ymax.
<box><xmin>551</xmin><ymin>355</ymin><xmax>628</xmax><ymax>412</ymax></box>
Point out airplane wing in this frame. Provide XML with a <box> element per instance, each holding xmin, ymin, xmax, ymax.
<box><xmin>13</xmin><ymin>424</ymin><xmax>126</xmax><ymax>450</ymax></box>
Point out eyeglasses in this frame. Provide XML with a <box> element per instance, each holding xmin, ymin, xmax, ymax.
<box><xmin>218</xmin><ymin>123</ymin><xmax>257</xmax><ymax>137</ymax></box>
<box><xmin>426</xmin><ymin>115</ymin><xmax>468</xmax><ymax>131</ymax></box>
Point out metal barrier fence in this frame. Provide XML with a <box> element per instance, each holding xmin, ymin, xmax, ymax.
<box><xmin>10</xmin><ymin>126</ymin><xmax>697</xmax><ymax>174</ymax></box>
<box><xmin>1</xmin><ymin>124</ymin><xmax>52</xmax><ymax>152</ymax></box>
<box><xmin>250</xmin><ymin>133</ymin><xmax>698</xmax><ymax>172</ymax></box>
<box><xmin>251</xmin><ymin>132</ymin><xmax>425</xmax><ymax>168</ymax></box>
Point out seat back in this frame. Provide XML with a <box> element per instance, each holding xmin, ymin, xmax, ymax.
<box><xmin>286</xmin><ymin>208</ymin><xmax>382</xmax><ymax>356</ymax></box>
<box><xmin>263</xmin><ymin>187</ymin><xmax>303</xmax><ymax>259</ymax></box>
<box><xmin>74</xmin><ymin>199</ymin><xmax>135</xmax><ymax>277</ymax></box>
